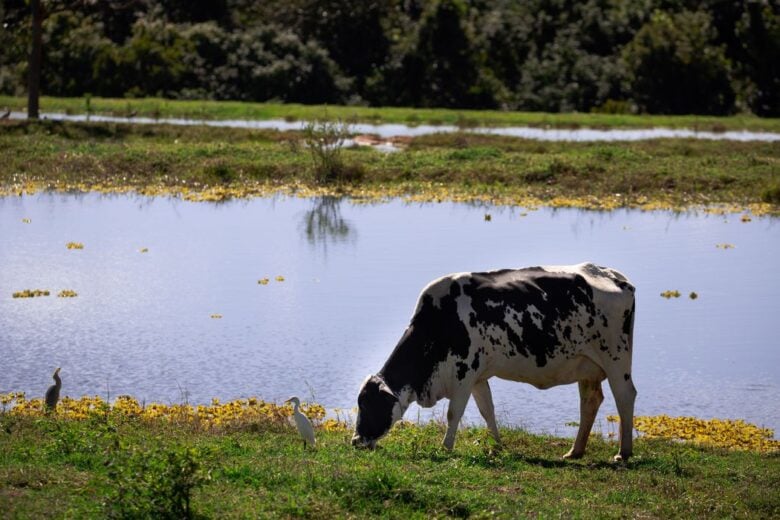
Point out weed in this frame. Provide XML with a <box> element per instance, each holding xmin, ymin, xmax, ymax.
<box><xmin>106</xmin><ymin>443</ymin><xmax>209</xmax><ymax>519</ymax></box>
<box><xmin>302</xmin><ymin>119</ymin><xmax>352</xmax><ymax>184</ymax></box>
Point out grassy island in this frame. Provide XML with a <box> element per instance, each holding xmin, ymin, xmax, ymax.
<box><xmin>1</xmin><ymin>105</ymin><xmax>779</xmax><ymax>214</ymax></box>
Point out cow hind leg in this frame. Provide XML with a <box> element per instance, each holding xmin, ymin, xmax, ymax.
<box><xmin>563</xmin><ymin>380</ymin><xmax>604</xmax><ymax>459</ymax></box>
<box><xmin>606</xmin><ymin>371</ymin><xmax>637</xmax><ymax>462</ymax></box>
<box><xmin>472</xmin><ymin>380</ymin><xmax>501</xmax><ymax>445</ymax></box>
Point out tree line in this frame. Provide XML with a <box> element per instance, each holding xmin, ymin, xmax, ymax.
<box><xmin>1</xmin><ymin>0</ymin><xmax>778</xmax><ymax>116</ymax></box>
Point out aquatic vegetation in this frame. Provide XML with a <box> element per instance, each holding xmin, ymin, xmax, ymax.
<box><xmin>689</xmin><ymin>291</ymin><xmax>698</xmax><ymax>300</ymax></box>
<box><xmin>12</xmin><ymin>289</ymin><xmax>50</xmax><ymax>298</ymax></box>
<box><xmin>66</xmin><ymin>241</ymin><xmax>84</xmax><ymax>249</ymax></box>
<box><xmin>139</xmin><ymin>247</ymin><xmax>149</xmax><ymax>253</ymax></box>
<box><xmin>210</xmin><ymin>314</ymin><xmax>222</xmax><ymax>319</ymax></box>
<box><xmin>57</xmin><ymin>289</ymin><xmax>78</xmax><ymax>298</ymax></box>
<box><xmin>716</xmin><ymin>243</ymin><xmax>735</xmax><ymax>249</ymax></box>
<box><xmin>275</xmin><ymin>275</ymin><xmax>285</xmax><ymax>282</ymax></box>
<box><xmin>660</xmin><ymin>290</ymin><xmax>681</xmax><ymax>298</ymax></box>
<box><xmin>21</xmin><ymin>218</ymin><xmax>30</xmax><ymax>223</ymax></box>
<box><xmin>608</xmin><ymin>415</ymin><xmax>779</xmax><ymax>453</ymax></box>
<box><xmin>0</xmin><ymin>393</ymin><xmax>337</xmax><ymax>431</ymax></box>
<box><xmin>258</xmin><ymin>278</ymin><xmax>270</xmax><ymax>285</ymax></box>
<box><xmin>484</xmin><ymin>213</ymin><xmax>492</xmax><ymax>221</ymax></box>
<box><xmin>741</xmin><ymin>214</ymin><xmax>752</xmax><ymax>222</ymax></box>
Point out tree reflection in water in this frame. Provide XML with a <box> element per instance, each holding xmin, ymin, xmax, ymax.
<box><xmin>301</xmin><ymin>196</ymin><xmax>355</xmax><ymax>248</ymax></box>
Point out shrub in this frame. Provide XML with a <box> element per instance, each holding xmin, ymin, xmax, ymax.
<box><xmin>105</xmin><ymin>444</ymin><xmax>208</xmax><ymax>520</ymax></box>
<box><xmin>302</xmin><ymin>119</ymin><xmax>354</xmax><ymax>184</ymax></box>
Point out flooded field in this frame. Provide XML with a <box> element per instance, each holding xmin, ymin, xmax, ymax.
<box><xmin>1</xmin><ymin>193</ymin><xmax>778</xmax><ymax>437</ymax></box>
<box><xmin>9</xmin><ymin>111</ymin><xmax>780</xmax><ymax>142</ymax></box>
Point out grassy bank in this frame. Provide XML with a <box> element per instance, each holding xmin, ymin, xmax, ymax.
<box><xmin>1</xmin><ymin>119</ymin><xmax>778</xmax><ymax>213</ymax></box>
<box><xmin>1</xmin><ymin>402</ymin><xmax>779</xmax><ymax>519</ymax></box>
<box><xmin>3</xmin><ymin>95</ymin><xmax>780</xmax><ymax>132</ymax></box>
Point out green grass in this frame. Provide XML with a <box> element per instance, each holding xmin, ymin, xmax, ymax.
<box><xmin>3</xmin><ymin>95</ymin><xmax>780</xmax><ymax>132</ymax></box>
<box><xmin>1</xmin><ymin>119</ymin><xmax>778</xmax><ymax>212</ymax></box>
<box><xmin>1</xmin><ymin>414</ymin><xmax>778</xmax><ymax>518</ymax></box>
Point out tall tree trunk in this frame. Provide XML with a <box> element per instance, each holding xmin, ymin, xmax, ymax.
<box><xmin>27</xmin><ymin>0</ymin><xmax>43</xmax><ymax>120</ymax></box>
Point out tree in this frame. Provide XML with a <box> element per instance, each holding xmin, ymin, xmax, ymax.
<box><xmin>623</xmin><ymin>9</ymin><xmax>735</xmax><ymax>115</ymax></box>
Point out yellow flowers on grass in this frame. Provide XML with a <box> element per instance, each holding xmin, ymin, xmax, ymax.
<box><xmin>57</xmin><ymin>290</ymin><xmax>78</xmax><ymax>298</ymax></box>
<box><xmin>66</xmin><ymin>242</ymin><xmax>84</xmax><ymax>249</ymax></box>
<box><xmin>607</xmin><ymin>414</ymin><xmax>779</xmax><ymax>453</ymax></box>
<box><xmin>12</xmin><ymin>289</ymin><xmax>50</xmax><ymax>298</ymax></box>
<box><xmin>0</xmin><ymin>392</ymin><xmax>342</xmax><ymax>431</ymax></box>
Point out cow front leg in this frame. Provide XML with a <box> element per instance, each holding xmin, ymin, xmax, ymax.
<box><xmin>442</xmin><ymin>389</ymin><xmax>470</xmax><ymax>451</ymax></box>
<box><xmin>563</xmin><ymin>380</ymin><xmax>604</xmax><ymax>459</ymax></box>
<box><xmin>471</xmin><ymin>380</ymin><xmax>501</xmax><ymax>445</ymax></box>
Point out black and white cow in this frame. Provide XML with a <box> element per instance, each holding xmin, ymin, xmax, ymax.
<box><xmin>352</xmin><ymin>263</ymin><xmax>637</xmax><ymax>461</ymax></box>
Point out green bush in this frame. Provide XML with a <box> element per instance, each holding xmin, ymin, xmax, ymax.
<box><xmin>106</xmin><ymin>443</ymin><xmax>208</xmax><ymax>520</ymax></box>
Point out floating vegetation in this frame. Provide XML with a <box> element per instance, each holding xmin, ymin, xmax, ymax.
<box><xmin>275</xmin><ymin>275</ymin><xmax>285</xmax><ymax>282</ymax></box>
<box><xmin>66</xmin><ymin>241</ymin><xmax>84</xmax><ymax>249</ymax></box>
<box><xmin>741</xmin><ymin>214</ymin><xmax>752</xmax><ymax>222</ymax></box>
<box><xmin>139</xmin><ymin>247</ymin><xmax>149</xmax><ymax>253</ymax></box>
<box><xmin>716</xmin><ymin>243</ymin><xmax>735</xmax><ymax>249</ymax></box>
<box><xmin>210</xmin><ymin>314</ymin><xmax>222</xmax><ymax>319</ymax></box>
<box><xmin>57</xmin><ymin>290</ymin><xmax>78</xmax><ymax>298</ymax></box>
<box><xmin>1</xmin><ymin>179</ymin><xmax>776</xmax><ymax>216</ymax></box>
<box><xmin>608</xmin><ymin>415</ymin><xmax>779</xmax><ymax>453</ymax></box>
<box><xmin>484</xmin><ymin>213</ymin><xmax>492</xmax><ymax>221</ymax></box>
<box><xmin>660</xmin><ymin>290</ymin><xmax>681</xmax><ymax>299</ymax></box>
<box><xmin>258</xmin><ymin>278</ymin><xmax>270</xmax><ymax>285</ymax></box>
<box><xmin>21</xmin><ymin>218</ymin><xmax>30</xmax><ymax>223</ymax></box>
<box><xmin>12</xmin><ymin>289</ymin><xmax>50</xmax><ymax>298</ymax></box>
<box><xmin>0</xmin><ymin>393</ymin><xmax>343</xmax><ymax>431</ymax></box>
<box><xmin>689</xmin><ymin>291</ymin><xmax>698</xmax><ymax>300</ymax></box>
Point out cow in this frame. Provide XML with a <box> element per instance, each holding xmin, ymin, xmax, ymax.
<box><xmin>351</xmin><ymin>263</ymin><xmax>637</xmax><ymax>462</ymax></box>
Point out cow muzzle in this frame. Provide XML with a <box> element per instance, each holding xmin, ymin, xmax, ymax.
<box><xmin>351</xmin><ymin>434</ymin><xmax>377</xmax><ymax>449</ymax></box>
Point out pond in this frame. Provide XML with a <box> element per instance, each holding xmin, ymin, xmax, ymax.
<box><xmin>9</xmin><ymin>111</ymin><xmax>780</xmax><ymax>142</ymax></box>
<box><xmin>1</xmin><ymin>193</ymin><xmax>778</xmax><ymax>438</ymax></box>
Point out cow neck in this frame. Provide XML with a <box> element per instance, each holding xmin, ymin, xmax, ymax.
<box><xmin>378</xmin><ymin>324</ymin><xmax>428</xmax><ymax>409</ymax></box>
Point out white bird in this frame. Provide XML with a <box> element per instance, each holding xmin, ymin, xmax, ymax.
<box><xmin>285</xmin><ymin>396</ymin><xmax>315</xmax><ymax>449</ymax></box>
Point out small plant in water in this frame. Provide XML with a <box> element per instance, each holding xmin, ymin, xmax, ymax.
<box><xmin>302</xmin><ymin>119</ymin><xmax>353</xmax><ymax>184</ymax></box>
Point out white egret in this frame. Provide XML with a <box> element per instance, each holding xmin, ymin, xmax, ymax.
<box><xmin>285</xmin><ymin>396</ymin><xmax>315</xmax><ymax>449</ymax></box>
<box><xmin>45</xmin><ymin>367</ymin><xmax>61</xmax><ymax>412</ymax></box>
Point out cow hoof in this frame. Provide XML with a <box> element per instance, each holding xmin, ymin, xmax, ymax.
<box><xmin>612</xmin><ymin>454</ymin><xmax>629</xmax><ymax>463</ymax></box>
<box><xmin>562</xmin><ymin>449</ymin><xmax>584</xmax><ymax>460</ymax></box>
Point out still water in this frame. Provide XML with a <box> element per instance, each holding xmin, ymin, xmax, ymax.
<box><xmin>1</xmin><ymin>194</ymin><xmax>778</xmax><ymax>437</ymax></box>
<box><xmin>9</xmin><ymin>111</ymin><xmax>780</xmax><ymax>142</ymax></box>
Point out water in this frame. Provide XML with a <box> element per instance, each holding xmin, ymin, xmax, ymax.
<box><xmin>9</xmin><ymin>111</ymin><xmax>780</xmax><ymax>143</ymax></box>
<box><xmin>1</xmin><ymin>193</ymin><xmax>779</xmax><ymax>438</ymax></box>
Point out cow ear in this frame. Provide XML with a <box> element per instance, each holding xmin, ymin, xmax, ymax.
<box><xmin>378</xmin><ymin>380</ymin><xmax>397</xmax><ymax>400</ymax></box>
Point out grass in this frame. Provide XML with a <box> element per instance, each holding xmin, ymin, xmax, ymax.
<box><xmin>1</xmin><ymin>119</ymin><xmax>778</xmax><ymax>213</ymax></box>
<box><xmin>3</xmin><ymin>95</ymin><xmax>780</xmax><ymax>132</ymax></box>
<box><xmin>1</xmin><ymin>411</ymin><xmax>778</xmax><ymax>519</ymax></box>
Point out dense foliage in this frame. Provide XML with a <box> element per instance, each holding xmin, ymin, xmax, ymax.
<box><xmin>1</xmin><ymin>0</ymin><xmax>778</xmax><ymax>115</ymax></box>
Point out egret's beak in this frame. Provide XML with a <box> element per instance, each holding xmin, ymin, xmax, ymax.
<box><xmin>53</xmin><ymin>367</ymin><xmax>61</xmax><ymax>376</ymax></box>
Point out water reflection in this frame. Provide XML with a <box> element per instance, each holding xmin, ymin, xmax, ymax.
<box><xmin>300</xmin><ymin>196</ymin><xmax>355</xmax><ymax>247</ymax></box>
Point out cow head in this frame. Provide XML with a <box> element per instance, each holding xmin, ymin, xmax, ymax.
<box><xmin>351</xmin><ymin>374</ymin><xmax>400</xmax><ymax>449</ymax></box>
